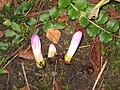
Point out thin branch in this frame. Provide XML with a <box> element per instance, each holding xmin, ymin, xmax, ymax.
<box><xmin>22</xmin><ymin>62</ymin><xmax>30</xmax><ymax>90</ymax></box>
<box><xmin>92</xmin><ymin>60</ymin><xmax>107</xmax><ymax>90</ymax></box>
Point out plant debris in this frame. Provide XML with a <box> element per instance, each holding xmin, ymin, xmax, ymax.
<box><xmin>46</xmin><ymin>28</ymin><xmax>61</xmax><ymax>44</ymax></box>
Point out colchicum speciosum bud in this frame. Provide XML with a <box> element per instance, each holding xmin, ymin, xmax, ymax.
<box><xmin>64</xmin><ymin>31</ymin><xmax>82</xmax><ymax>63</ymax></box>
<box><xmin>48</xmin><ymin>43</ymin><xmax>57</xmax><ymax>58</ymax></box>
<box><xmin>31</xmin><ymin>34</ymin><xmax>45</xmax><ymax>68</ymax></box>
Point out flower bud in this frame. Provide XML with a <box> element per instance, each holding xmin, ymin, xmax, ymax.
<box><xmin>48</xmin><ymin>43</ymin><xmax>57</xmax><ymax>58</ymax></box>
<box><xmin>65</xmin><ymin>31</ymin><xmax>82</xmax><ymax>63</ymax></box>
<box><xmin>31</xmin><ymin>34</ymin><xmax>45</xmax><ymax>68</ymax></box>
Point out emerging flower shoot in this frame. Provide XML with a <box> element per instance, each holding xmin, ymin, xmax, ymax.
<box><xmin>31</xmin><ymin>34</ymin><xmax>45</xmax><ymax>68</ymax></box>
<box><xmin>48</xmin><ymin>43</ymin><xmax>57</xmax><ymax>58</ymax></box>
<box><xmin>65</xmin><ymin>31</ymin><xmax>82</xmax><ymax>63</ymax></box>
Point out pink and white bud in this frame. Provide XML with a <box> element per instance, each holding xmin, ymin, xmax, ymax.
<box><xmin>31</xmin><ymin>34</ymin><xmax>45</xmax><ymax>68</ymax></box>
<box><xmin>65</xmin><ymin>31</ymin><xmax>82</xmax><ymax>63</ymax></box>
<box><xmin>48</xmin><ymin>43</ymin><xmax>57</xmax><ymax>58</ymax></box>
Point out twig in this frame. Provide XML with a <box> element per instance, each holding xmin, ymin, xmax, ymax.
<box><xmin>92</xmin><ymin>60</ymin><xmax>107</xmax><ymax>90</ymax></box>
<box><xmin>52</xmin><ymin>60</ymin><xmax>58</xmax><ymax>90</ymax></box>
<box><xmin>22</xmin><ymin>62</ymin><xmax>30</xmax><ymax>90</ymax></box>
<box><xmin>79</xmin><ymin>45</ymin><xmax>90</xmax><ymax>49</ymax></box>
<box><xmin>2</xmin><ymin>54</ymin><xmax>18</xmax><ymax>69</ymax></box>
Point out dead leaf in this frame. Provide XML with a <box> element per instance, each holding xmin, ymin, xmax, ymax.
<box><xmin>58</xmin><ymin>15</ymin><xmax>68</xmax><ymax>22</ymax></box>
<box><xmin>46</xmin><ymin>28</ymin><xmax>61</xmax><ymax>44</ymax></box>
<box><xmin>105</xmin><ymin>7</ymin><xmax>120</xmax><ymax>20</ymax></box>
<box><xmin>54</xmin><ymin>79</ymin><xmax>62</xmax><ymax>90</ymax></box>
<box><xmin>20</xmin><ymin>86</ymin><xmax>28</xmax><ymax>90</ymax></box>
<box><xmin>0</xmin><ymin>0</ymin><xmax>12</xmax><ymax>11</ymax></box>
<box><xmin>26</xmin><ymin>12</ymin><xmax>39</xmax><ymax>18</ymax></box>
<box><xmin>90</xmin><ymin>37</ymin><xmax>101</xmax><ymax>75</ymax></box>
<box><xmin>75</xmin><ymin>21</ymin><xmax>85</xmax><ymax>32</ymax></box>
<box><xmin>88</xmin><ymin>0</ymin><xmax>100</xmax><ymax>4</ymax></box>
<box><xmin>50</xmin><ymin>0</ymin><xmax>58</xmax><ymax>6</ymax></box>
<box><xmin>14</xmin><ymin>0</ymin><xmax>19</xmax><ymax>6</ymax></box>
<box><xmin>18</xmin><ymin>48</ymin><xmax>34</xmax><ymax>60</ymax></box>
<box><xmin>0</xmin><ymin>31</ymin><xmax>4</xmax><ymax>38</ymax></box>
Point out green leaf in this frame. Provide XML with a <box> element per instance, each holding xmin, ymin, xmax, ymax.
<box><xmin>58</xmin><ymin>0</ymin><xmax>71</xmax><ymax>8</ymax></box>
<box><xmin>27</xmin><ymin>17</ymin><xmax>37</xmax><ymax>26</ymax></box>
<box><xmin>39</xmin><ymin>12</ymin><xmax>50</xmax><ymax>22</ymax></box>
<box><xmin>3</xmin><ymin>19</ymin><xmax>11</xmax><ymax>26</ymax></box>
<box><xmin>95</xmin><ymin>11</ymin><xmax>108</xmax><ymax>25</ymax></box>
<box><xmin>14</xmin><ymin>6</ymin><xmax>21</xmax><ymax>16</ymax></box>
<box><xmin>12</xmin><ymin>35</ymin><xmax>21</xmax><ymax>45</ymax></box>
<box><xmin>5</xmin><ymin>30</ymin><xmax>17</xmax><ymax>37</ymax></box>
<box><xmin>54</xmin><ymin>21</ymin><xmax>65</xmax><ymax>29</ymax></box>
<box><xmin>107</xmin><ymin>19</ymin><xmax>119</xmax><ymax>33</ymax></box>
<box><xmin>11</xmin><ymin>22</ymin><xmax>21</xmax><ymax>33</ymax></box>
<box><xmin>21</xmin><ymin>1</ymin><xmax>30</xmax><ymax>11</ymax></box>
<box><xmin>87</xmin><ymin>25</ymin><xmax>101</xmax><ymax>37</ymax></box>
<box><xmin>68</xmin><ymin>8</ymin><xmax>80</xmax><ymax>20</ymax></box>
<box><xmin>75</xmin><ymin>0</ymin><xmax>87</xmax><ymax>10</ymax></box>
<box><xmin>116</xmin><ymin>40</ymin><xmax>120</xmax><ymax>47</ymax></box>
<box><xmin>49</xmin><ymin>7</ymin><xmax>61</xmax><ymax>19</ymax></box>
<box><xmin>79</xmin><ymin>17</ymin><xmax>90</xmax><ymax>27</ymax></box>
<box><xmin>43</xmin><ymin>22</ymin><xmax>54</xmax><ymax>32</ymax></box>
<box><xmin>0</xmin><ymin>42</ymin><xmax>9</xmax><ymax>50</ymax></box>
<box><xmin>2</xmin><ymin>4</ymin><xmax>10</xmax><ymax>14</ymax></box>
<box><xmin>99</xmin><ymin>31</ymin><xmax>113</xmax><ymax>43</ymax></box>
<box><xmin>0</xmin><ymin>69</ymin><xmax>9</xmax><ymax>75</ymax></box>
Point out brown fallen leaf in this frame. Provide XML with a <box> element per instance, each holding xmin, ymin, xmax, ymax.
<box><xmin>14</xmin><ymin>0</ymin><xmax>19</xmax><ymax>6</ymax></box>
<box><xmin>0</xmin><ymin>0</ymin><xmax>12</xmax><ymax>11</ymax></box>
<box><xmin>18</xmin><ymin>48</ymin><xmax>34</xmax><ymax>60</ymax></box>
<box><xmin>20</xmin><ymin>86</ymin><xmax>28</xmax><ymax>90</ymax></box>
<box><xmin>105</xmin><ymin>7</ymin><xmax>120</xmax><ymax>20</ymax></box>
<box><xmin>26</xmin><ymin>12</ymin><xmax>39</xmax><ymax>18</ymax></box>
<box><xmin>46</xmin><ymin>28</ymin><xmax>61</xmax><ymax>44</ymax></box>
<box><xmin>54</xmin><ymin>79</ymin><xmax>62</xmax><ymax>90</ymax></box>
<box><xmin>90</xmin><ymin>37</ymin><xmax>101</xmax><ymax>75</ymax></box>
<box><xmin>0</xmin><ymin>31</ymin><xmax>4</xmax><ymax>38</ymax></box>
<box><xmin>75</xmin><ymin>21</ymin><xmax>85</xmax><ymax>32</ymax></box>
<box><xmin>50</xmin><ymin>0</ymin><xmax>58</xmax><ymax>6</ymax></box>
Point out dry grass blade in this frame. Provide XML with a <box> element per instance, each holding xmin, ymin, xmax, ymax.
<box><xmin>92</xmin><ymin>60</ymin><xmax>107</xmax><ymax>90</ymax></box>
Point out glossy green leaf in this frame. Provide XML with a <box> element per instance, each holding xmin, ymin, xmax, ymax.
<box><xmin>14</xmin><ymin>6</ymin><xmax>21</xmax><ymax>16</ymax></box>
<box><xmin>12</xmin><ymin>35</ymin><xmax>21</xmax><ymax>45</ymax></box>
<box><xmin>3</xmin><ymin>19</ymin><xmax>11</xmax><ymax>26</ymax></box>
<box><xmin>116</xmin><ymin>40</ymin><xmax>120</xmax><ymax>47</ymax></box>
<box><xmin>21</xmin><ymin>1</ymin><xmax>30</xmax><ymax>11</ymax></box>
<box><xmin>0</xmin><ymin>42</ymin><xmax>9</xmax><ymax>50</ymax></box>
<box><xmin>95</xmin><ymin>11</ymin><xmax>108</xmax><ymax>25</ymax></box>
<box><xmin>43</xmin><ymin>22</ymin><xmax>54</xmax><ymax>32</ymax></box>
<box><xmin>2</xmin><ymin>4</ymin><xmax>10</xmax><ymax>14</ymax></box>
<box><xmin>75</xmin><ymin>0</ymin><xmax>87</xmax><ymax>10</ymax></box>
<box><xmin>79</xmin><ymin>17</ymin><xmax>90</xmax><ymax>27</ymax></box>
<box><xmin>99</xmin><ymin>31</ymin><xmax>113</xmax><ymax>43</ymax></box>
<box><xmin>107</xmin><ymin>19</ymin><xmax>119</xmax><ymax>32</ymax></box>
<box><xmin>49</xmin><ymin>7</ymin><xmax>61</xmax><ymax>19</ymax></box>
<box><xmin>68</xmin><ymin>8</ymin><xmax>80</xmax><ymax>20</ymax></box>
<box><xmin>54</xmin><ymin>21</ymin><xmax>65</xmax><ymax>29</ymax></box>
<box><xmin>5</xmin><ymin>30</ymin><xmax>17</xmax><ymax>37</ymax></box>
<box><xmin>27</xmin><ymin>17</ymin><xmax>37</xmax><ymax>26</ymax></box>
<box><xmin>87</xmin><ymin>25</ymin><xmax>101</xmax><ymax>37</ymax></box>
<box><xmin>11</xmin><ymin>22</ymin><xmax>21</xmax><ymax>33</ymax></box>
<box><xmin>39</xmin><ymin>12</ymin><xmax>50</xmax><ymax>22</ymax></box>
<box><xmin>58</xmin><ymin>0</ymin><xmax>71</xmax><ymax>8</ymax></box>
